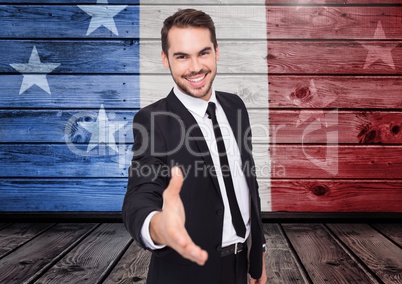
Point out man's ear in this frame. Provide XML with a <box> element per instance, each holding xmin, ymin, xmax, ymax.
<box><xmin>215</xmin><ymin>46</ymin><xmax>220</xmax><ymax>62</ymax></box>
<box><xmin>161</xmin><ymin>51</ymin><xmax>169</xmax><ymax>69</ymax></box>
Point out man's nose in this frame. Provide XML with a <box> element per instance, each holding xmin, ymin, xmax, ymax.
<box><xmin>189</xmin><ymin>57</ymin><xmax>202</xmax><ymax>73</ymax></box>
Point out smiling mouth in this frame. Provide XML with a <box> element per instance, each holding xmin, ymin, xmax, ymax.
<box><xmin>185</xmin><ymin>73</ymin><xmax>207</xmax><ymax>83</ymax></box>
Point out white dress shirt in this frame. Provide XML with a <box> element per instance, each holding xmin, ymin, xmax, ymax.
<box><xmin>141</xmin><ymin>86</ymin><xmax>251</xmax><ymax>249</ymax></box>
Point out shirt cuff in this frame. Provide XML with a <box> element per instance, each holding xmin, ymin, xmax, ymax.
<box><xmin>141</xmin><ymin>211</ymin><xmax>166</xmax><ymax>250</ymax></box>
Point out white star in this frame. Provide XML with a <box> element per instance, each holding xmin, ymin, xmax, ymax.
<box><xmin>78</xmin><ymin>0</ymin><xmax>127</xmax><ymax>36</ymax></box>
<box><xmin>10</xmin><ymin>46</ymin><xmax>60</xmax><ymax>95</ymax></box>
<box><xmin>78</xmin><ymin>104</ymin><xmax>127</xmax><ymax>153</ymax></box>
<box><xmin>360</xmin><ymin>21</ymin><xmax>397</xmax><ymax>69</ymax></box>
<box><xmin>290</xmin><ymin>79</ymin><xmax>337</xmax><ymax>127</ymax></box>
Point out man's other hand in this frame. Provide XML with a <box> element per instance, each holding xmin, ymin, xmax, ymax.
<box><xmin>149</xmin><ymin>167</ymin><xmax>208</xmax><ymax>266</ymax></box>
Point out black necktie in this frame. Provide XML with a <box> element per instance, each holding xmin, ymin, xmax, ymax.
<box><xmin>206</xmin><ymin>102</ymin><xmax>246</xmax><ymax>238</ymax></box>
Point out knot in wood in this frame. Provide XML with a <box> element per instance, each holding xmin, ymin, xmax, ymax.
<box><xmin>290</xmin><ymin>86</ymin><xmax>313</xmax><ymax>105</ymax></box>
<box><xmin>310</xmin><ymin>185</ymin><xmax>329</xmax><ymax>196</ymax></box>
<box><xmin>391</xmin><ymin>125</ymin><xmax>400</xmax><ymax>135</ymax></box>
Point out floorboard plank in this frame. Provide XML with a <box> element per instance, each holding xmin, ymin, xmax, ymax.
<box><xmin>371</xmin><ymin>223</ymin><xmax>402</xmax><ymax>247</ymax></box>
<box><xmin>264</xmin><ymin>224</ymin><xmax>311</xmax><ymax>283</ymax></box>
<box><xmin>0</xmin><ymin>223</ymin><xmax>54</xmax><ymax>259</ymax></box>
<box><xmin>0</xmin><ymin>223</ymin><xmax>97</xmax><ymax>284</ymax></box>
<box><xmin>34</xmin><ymin>223</ymin><xmax>132</xmax><ymax>284</ymax></box>
<box><xmin>282</xmin><ymin>223</ymin><xmax>378</xmax><ymax>284</ymax></box>
<box><xmin>103</xmin><ymin>240</ymin><xmax>151</xmax><ymax>284</ymax></box>
<box><xmin>327</xmin><ymin>224</ymin><xmax>402</xmax><ymax>284</ymax></box>
<box><xmin>0</xmin><ymin>223</ymin><xmax>12</xmax><ymax>230</ymax></box>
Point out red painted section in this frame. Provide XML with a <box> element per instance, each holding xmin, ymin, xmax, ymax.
<box><xmin>266</xmin><ymin>3</ymin><xmax>402</xmax><ymax>212</ymax></box>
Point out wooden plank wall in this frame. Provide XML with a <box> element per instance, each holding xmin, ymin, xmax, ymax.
<box><xmin>0</xmin><ymin>0</ymin><xmax>401</xmax><ymax>214</ymax></box>
<box><xmin>0</xmin><ymin>0</ymin><xmax>140</xmax><ymax>212</ymax></box>
<box><xmin>267</xmin><ymin>0</ymin><xmax>402</xmax><ymax>212</ymax></box>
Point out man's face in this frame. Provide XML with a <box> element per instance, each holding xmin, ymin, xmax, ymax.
<box><xmin>162</xmin><ymin>27</ymin><xmax>219</xmax><ymax>101</ymax></box>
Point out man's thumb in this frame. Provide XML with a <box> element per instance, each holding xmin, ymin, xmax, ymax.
<box><xmin>166</xmin><ymin>166</ymin><xmax>183</xmax><ymax>195</ymax></box>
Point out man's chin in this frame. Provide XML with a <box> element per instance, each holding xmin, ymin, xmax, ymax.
<box><xmin>190</xmin><ymin>90</ymin><xmax>211</xmax><ymax>99</ymax></box>
<box><xmin>180</xmin><ymin>85</ymin><xmax>211</xmax><ymax>99</ymax></box>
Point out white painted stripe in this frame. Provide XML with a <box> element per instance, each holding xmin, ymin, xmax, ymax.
<box><xmin>140</xmin><ymin>3</ymin><xmax>271</xmax><ymax>210</ymax></box>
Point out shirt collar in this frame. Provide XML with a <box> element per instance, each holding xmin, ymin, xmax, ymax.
<box><xmin>173</xmin><ymin>85</ymin><xmax>217</xmax><ymax>118</ymax></box>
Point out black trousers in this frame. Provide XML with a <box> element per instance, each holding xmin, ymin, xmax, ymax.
<box><xmin>219</xmin><ymin>248</ymin><xmax>248</xmax><ymax>284</ymax></box>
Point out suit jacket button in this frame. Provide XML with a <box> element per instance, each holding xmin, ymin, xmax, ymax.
<box><xmin>216</xmin><ymin>209</ymin><xmax>223</xmax><ymax>216</ymax></box>
<box><xmin>216</xmin><ymin>245</ymin><xmax>222</xmax><ymax>251</ymax></box>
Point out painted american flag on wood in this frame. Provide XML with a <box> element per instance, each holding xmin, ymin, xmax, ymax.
<box><xmin>0</xmin><ymin>0</ymin><xmax>401</xmax><ymax>213</ymax></box>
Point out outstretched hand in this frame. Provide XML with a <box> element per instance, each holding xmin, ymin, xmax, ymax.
<box><xmin>149</xmin><ymin>167</ymin><xmax>208</xmax><ymax>266</ymax></box>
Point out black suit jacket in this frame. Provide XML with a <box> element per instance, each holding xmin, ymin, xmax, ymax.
<box><xmin>122</xmin><ymin>90</ymin><xmax>264</xmax><ymax>284</ymax></box>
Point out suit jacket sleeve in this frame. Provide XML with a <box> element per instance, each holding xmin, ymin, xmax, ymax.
<box><xmin>122</xmin><ymin>108</ymin><xmax>169</xmax><ymax>249</ymax></box>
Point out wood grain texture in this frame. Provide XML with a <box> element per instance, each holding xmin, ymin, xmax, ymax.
<box><xmin>0</xmin><ymin>222</ymin><xmax>398</xmax><ymax>283</ymax></box>
<box><xmin>271</xmin><ymin>180</ymin><xmax>402</xmax><ymax>212</ymax></box>
<box><xmin>263</xmin><ymin>223</ymin><xmax>310</xmax><ymax>283</ymax></box>
<box><xmin>35</xmin><ymin>223</ymin><xmax>132</xmax><ymax>284</ymax></box>
<box><xmin>0</xmin><ymin>144</ymin><xmax>269</xmax><ymax>178</ymax></box>
<box><xmin>0</xmin><ymin>109</ymin><xmax>269</xmax><ymax>144</ymax></box>
<box><xmin>371</xmin><ymin>223</ymin><xmax>402</xmax><ymax>247</ymax></box>
<box><xmin>0</xmin><ymin>40</ymin><xmax>139</xmax><ymax>74</ymax></box>
<box><xmin>140</xmin><ymin>5</ymin><xmax>267</xmax><ymax>39</ymax></box>
<box><xmin>266</xmin><ymin>0</ymin><xmax>402</xmax><ymax>3</ymax></box>
<box><xmin>0</xmin><ymin>223</ymin><xmax>54</xmax><ymax>259</ymax></box>
<box><xmin>0</xmin><ymin>178</ymin><xmax>269</xmax><ymax>212</ymax></box>
<box><xmin>270</xmin><ymin>110</ymin><xmax>402</xmax><ymax>144</ymax></box>
<box><xmin>0</xmin><ymin>223</ymin><xmax>11</xmax><ymax>230</ymax></box>
<box><xmin>267</xmin><ymin>7</ymin><xmax>402</xmax><ymax>39</ymax></box>
<box><xmin>5</xmin><ymin>0</ymin><xmax>138</xmax><ymax>3</ymax></box>
<box><xmin>2</xmin><ymin>41</ymin><xmax>268</xmax><ymax>74</ymax></box>
<box><xmin>3</xmin><ymin>74</ymin><xmax>394</xmax><ymax>110</ymax></box>
<box><xmin>268</xmin><ymin>75</ymin><xmax>402</xmax><ymax>109</ymax></box>
<box><xmin>282</xmin><ymin>223</ymin><xmax>377</xmax><ymax>283</ymax></box>
<box><xmin>0</xmin><ymin>5</ymin><xmax>138</xmax><ymax>38</ymax></box>
<box><xmin>327</xmin><ymin>223</ymin><xmax>402</xmax><ymax>284</ymax></box>
<box><xmin>0</xmin><ymin>75</ymin><xmax>140</xmax><ymax>108</ymax></box>
<box><xmin>0</xmin><ymin>144</ymin><xmax>130</xmax><ymax>177</ymax></box>
<box><xmin>0</xmin><ymin>109</ymin><xmax>134</xmax><ymax>143</ymax></box>
<box><xmin>103</xmin><ymin>241</ymin><xmax>151</xmax><ymax>284</ymax></box>
<box><xmin>0</xmin><ymin>223</ymin><xmax>97</xmax><ymax>284</ymax></box>
<box><xmin>0</xmin><ymin>179</ymin><xmax>126</xmax><ymax>211</ymax></box>
<box><xmin>268</xmin><ymin>40</ymin><xmax>402</xmax><ymax>74</ymax></box>
<box><xmin>0</xmin><ymin>74</ymin><xmax>268</xmax><ymax>109</ymax></box>
<box><xmin>270</xmin><ymin>145</ymin><xmax>402</xmax><ymax>178</ymax></box>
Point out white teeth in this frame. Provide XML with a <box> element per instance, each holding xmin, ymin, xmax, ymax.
<box><xmin>187</xmin><ymin>75</ymin><xmax>205</xmax><ymax>82</ymax></box>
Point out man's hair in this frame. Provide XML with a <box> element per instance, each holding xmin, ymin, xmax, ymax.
<box><xmin>161</xmin><ymin>9</ymin><xmax>218</xmax><ymax>56</ymax></box>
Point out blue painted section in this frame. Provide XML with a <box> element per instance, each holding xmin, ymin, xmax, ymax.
<box><xmin>0</xmin><ymin>3</ymin><xmax>139</xmax><ymax>212</ymax></box>
<box><xmin>0</xmin><ymin>40</ymin><xmax>140</xmax><ymax>74</ymax></box>
<box><xmin>0</xmin><ymin>75</ymin><xmax>141</xmax><ymax>108</ymax></box>
<box><xmin>0</xmin><ymin>179</ymin><xmax>127</xmax><ymax>212</ymax></box>
<box><xmin>1</xmin><ymin>5</ymin><xmax>139</xmax><ymax>38</ymax></box>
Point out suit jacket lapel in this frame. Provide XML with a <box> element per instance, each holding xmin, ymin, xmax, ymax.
<box><xmin>166</xmin><ymin>90</ymin><xmax>222</xmax><ymax>195</ymax></box>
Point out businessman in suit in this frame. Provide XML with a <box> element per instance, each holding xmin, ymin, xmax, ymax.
<box><xmin>122</xmin><ymin>9</ymin><xmax>267</xmax><ymax>284</ymax></box>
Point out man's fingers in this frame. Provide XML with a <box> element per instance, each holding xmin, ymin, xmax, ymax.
<box><xmin>177</xmin><ymin>241</ymin><xmax>208</xmax><ymax>266</ymax></box>
<box><xmin>169</xmin><ymin>226</ymin><xmax>208</xmax><ymax>265</ymax></box>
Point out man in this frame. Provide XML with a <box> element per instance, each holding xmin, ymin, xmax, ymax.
<box><xmin>123</xmin><ymin>9</ymin><xmax>267</xmax><ymax>284</ymax></box>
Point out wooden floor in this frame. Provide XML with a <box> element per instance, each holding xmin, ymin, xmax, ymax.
<box><xmin>0</xmin><ymin>223</ymin><xmax>400</xmax><ymax>284</ymax></box>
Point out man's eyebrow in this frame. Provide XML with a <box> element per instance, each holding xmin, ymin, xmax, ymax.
<box><xmin>172</xmin><ymin>52</ymin><xmax>189</xmax><ymax>57</ymax></box>
<box><xmin>172</xmin><ymin>47</ymin><xmax>213</xmax><ymax>57</ymax></box>
<box><xmin>199</xmin><ymin>47</ymin><xmax>212</xmax><ymax>54</ymax></box>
